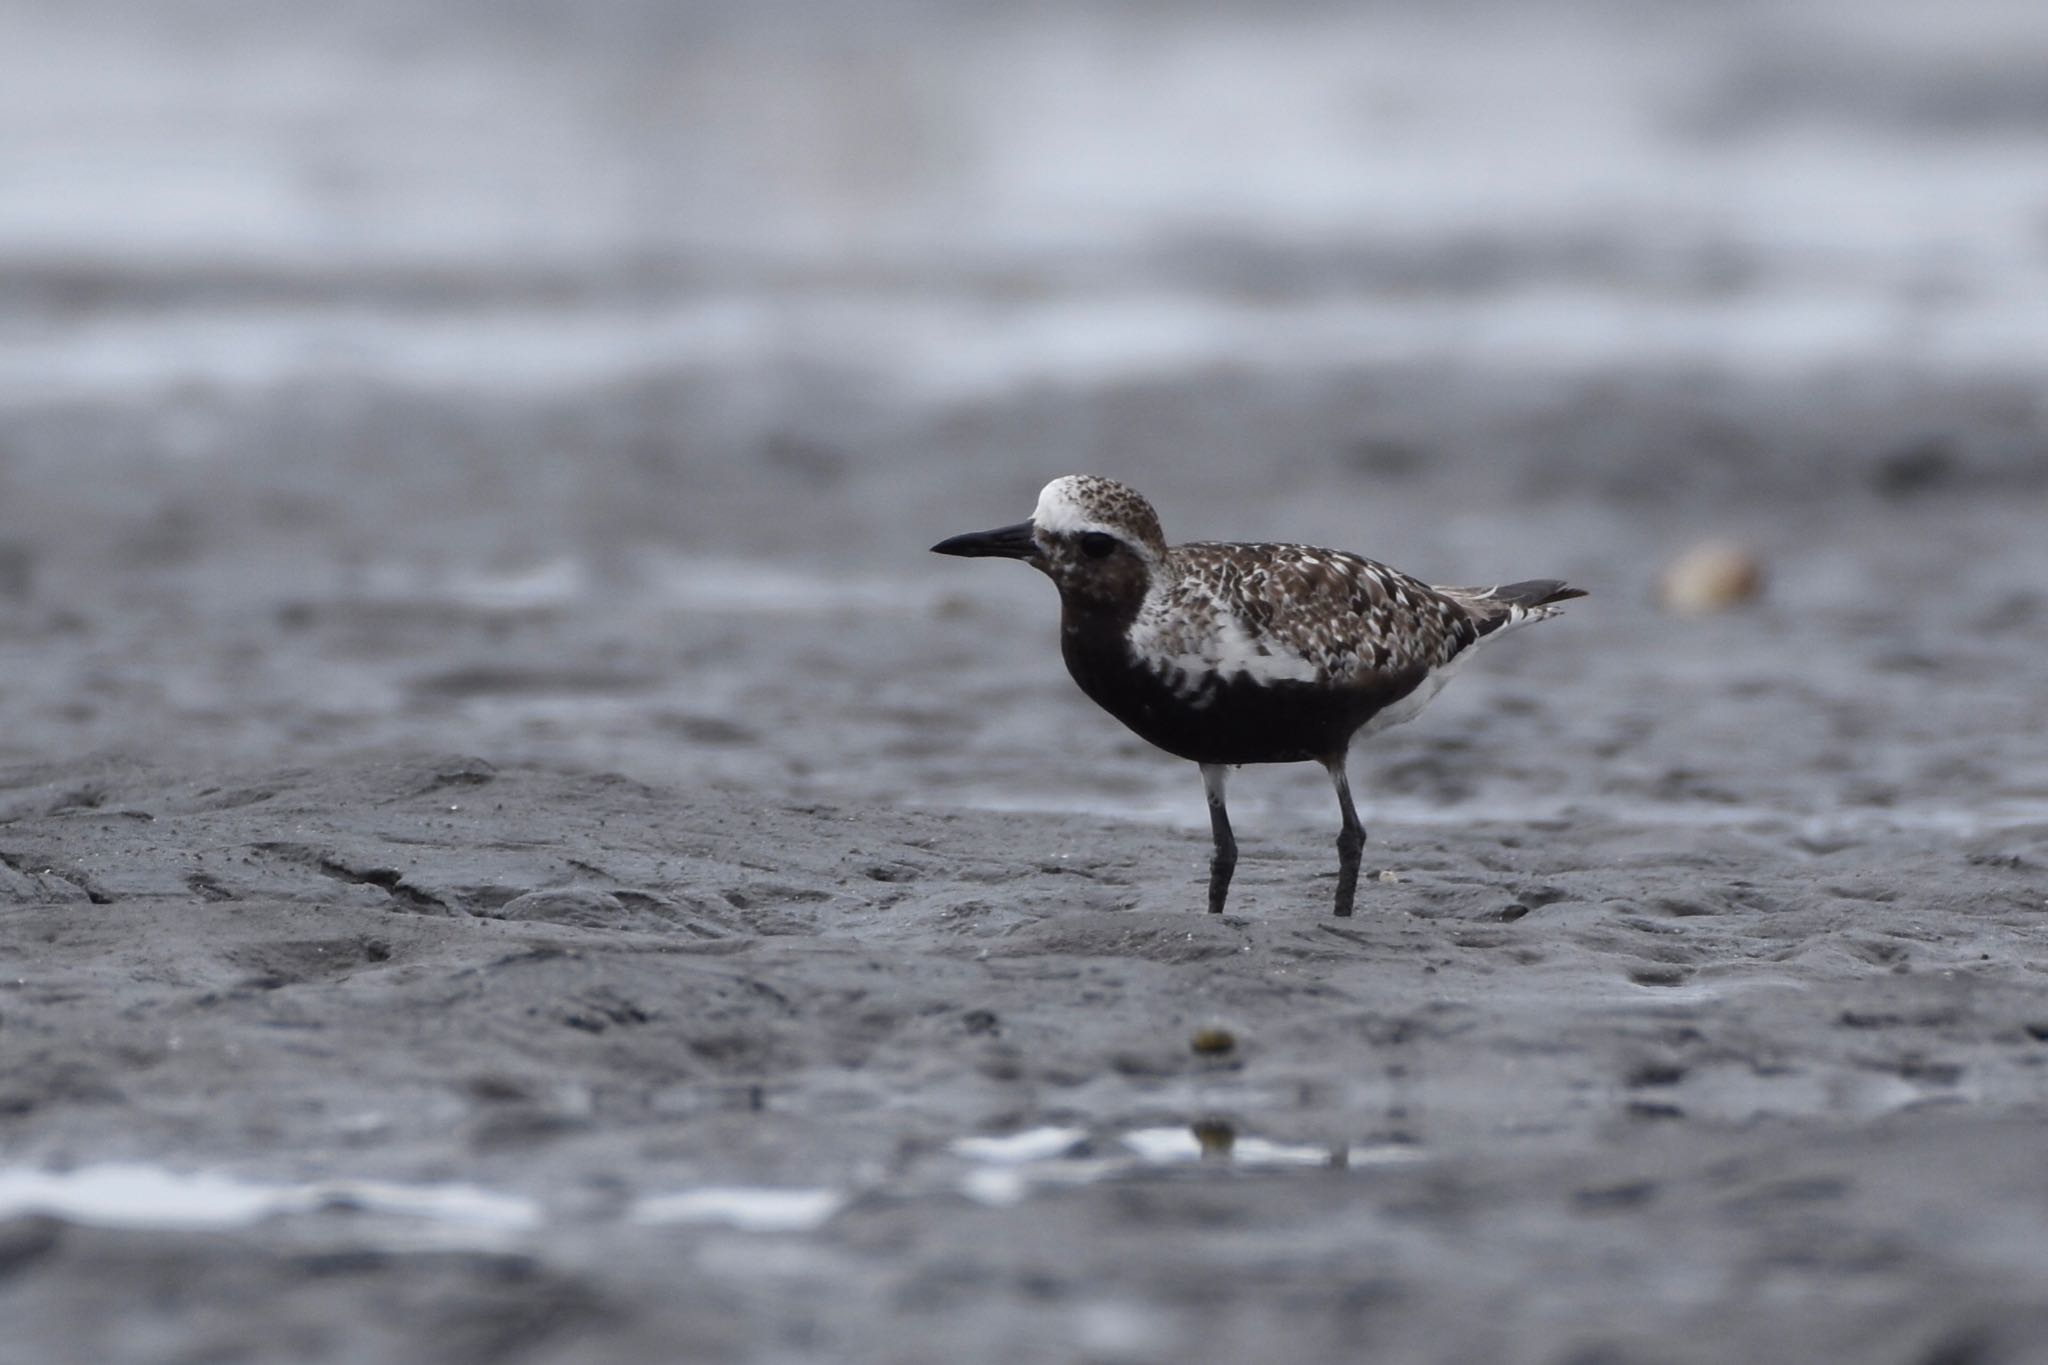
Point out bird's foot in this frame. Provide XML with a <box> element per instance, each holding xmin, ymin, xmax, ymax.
<box><xmin>1333</xmin><ymin>826</ymin><xmax>1365</xmax><ymax>917</ymax></box>
<box><xmin>1207</xmin><ymin>854</ymin><xmax>1236</xmax><ymax>914</ymax></box>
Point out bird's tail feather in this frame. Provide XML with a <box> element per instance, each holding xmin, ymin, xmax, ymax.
<box><xmin>1492</xmin><ymin>579</ymin><xmax>1586</xmax><ymax>609</ymax></box>
<box><xmin>1441</xmin><ymin>579</ymin><xmax>1586</xmax><ymax>637</ymax></box>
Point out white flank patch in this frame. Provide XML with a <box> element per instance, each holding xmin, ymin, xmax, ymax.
<box><xmin>1358</xmin><ymin>643</ymin><xmax>1475</xmax><ymax>736</ymax></box>
<box><xmin>1127</xmin><ymin>582</ymin><xmax>1320</xmax><ymax>693</ymax></box>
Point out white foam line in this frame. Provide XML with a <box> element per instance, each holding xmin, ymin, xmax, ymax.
<box><xmin>0</xmin><ymin>1126</ymin><xmax>1426</xmax><ymax>1237</ymax></box>
<box><xmin>0</xmin><ymin>1164</ymin><xmax>851</xmax><ymax>1239</ymax></box>
<box><xmin>951</xmin><ymin>1126</ymin><xmax>1089</xmax><ymax>1164</ymax></box>
<box><xmin>317</xmin><ymin>1179</ymin><xmax>540</xmax><ymax>1230</ymax></box>
<box><xmin>0</xmin><ymin>1164</ymin><xmax>539</xmax><ymax>1234</ymax></box>
<box><xmin>630</xmin><ymin>1187</ymin><xmax>847</xmax><ymax>1233</ymax></box>
<box><xmin>953</xmin><ymin>1125</ymin><xmax>1423</xmax><ymax>1206</ymax></box>
<box><xmin>959</xmin><ymin>1161</ymin><xmax>1124</xmax><ymax>1208</ymax></box>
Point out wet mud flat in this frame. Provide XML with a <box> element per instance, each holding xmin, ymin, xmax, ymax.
<box><xmin>1</xmin><ymin>337</ymin><xmax>2046</xmax><ymax>1363</ymax></box>
<box><xmin>0</xmin><ymin>339</ymin><xmax>2047</xmax><ymax>1364</ymax></box>
<box><xmin>3</xmin><ymin>750</ymin><xmax>2048</xmax><ymax>1364</ymax></box>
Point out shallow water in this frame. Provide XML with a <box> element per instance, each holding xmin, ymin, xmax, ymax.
<box><xmin>0</xmin><ymin>1123</ymin><xmax>1414</xmax><ymax>1242</ymax></box>
<box><xmin>8</xmin><ymin>285</ymin><xmax>2046</xmax><ymax>410</ymax></box>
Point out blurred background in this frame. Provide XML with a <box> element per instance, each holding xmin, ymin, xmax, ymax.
<box><xmin>2</xmin><ymin>0</ymin><xmax>2044</xmax><ymax>830</ymax></box>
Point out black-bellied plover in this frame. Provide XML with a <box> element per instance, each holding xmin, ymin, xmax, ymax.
<box><xmin>932</xmin><ymin>475</ymin><xmax>1584</xmax><ymax>917</ymax></box>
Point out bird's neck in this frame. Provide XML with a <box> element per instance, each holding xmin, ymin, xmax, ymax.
<box><xmin>1057</xmin><ymin>580</ymin><xmax>1149</xmax><ymax>693</ymax></box>
<box><xmin>1056</xmin><ymin>577</ymin><xmax>1146</xmax><ymax>642</ymax></box>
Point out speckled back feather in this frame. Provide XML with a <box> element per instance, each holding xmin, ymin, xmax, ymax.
<box><xmin>1132</xmin><ymin>543</ymin><xmax>1482</xmax><ymax>693</ymax></box>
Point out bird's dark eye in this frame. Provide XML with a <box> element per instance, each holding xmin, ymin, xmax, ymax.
<box><xmin>1079</xmin><ymin>532</ymin><xmax>1118</xmax><ymax>560</ymax></box>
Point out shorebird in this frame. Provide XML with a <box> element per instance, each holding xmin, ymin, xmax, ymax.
<box><xmin>932</xmin><ymin>475</ymin><xmax>1584</xmax><ymax>917</ymax></box>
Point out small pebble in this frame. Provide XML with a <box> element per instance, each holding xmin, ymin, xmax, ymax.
<box><xmin>1189</xmin><ymin>1027</ymin><xmax>1236</xmax><ymax>1056</ymax></box>
<box><xmin>1191</xmin><ymin>1118</ymin><xmax>1236</xmax><ymax>1157</ymax></box>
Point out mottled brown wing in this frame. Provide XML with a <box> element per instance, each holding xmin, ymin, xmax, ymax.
<box><xmin>1170</xmin><ymin>543</ymin><xmax>1480</xmax><ymax>686</ymax></box>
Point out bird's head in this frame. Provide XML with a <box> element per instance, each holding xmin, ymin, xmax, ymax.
<box><xmin>931</xmin><ymin>475</ymin><xmax>1166</xmax><ymax>609</ymax></box>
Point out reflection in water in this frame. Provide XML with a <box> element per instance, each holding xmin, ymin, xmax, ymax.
<box><xmin>951</xmin><ymin>1124</ymin><xmax>1418</xmax><ymax>1207</ymax></box>
<box><xmin>1120</xmin><ymin>1124</ymin><xmax>1350</xmax><ymax>1169</ymax></box>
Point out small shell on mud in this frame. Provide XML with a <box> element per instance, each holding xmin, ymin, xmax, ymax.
<box><xmin>1658</xmin><ymin>540</ymin><xmax>1764</xmax><ymax>615</ymax></box>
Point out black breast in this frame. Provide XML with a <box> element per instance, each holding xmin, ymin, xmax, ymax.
<box><xmin>1058</xmin><ymin>608</ymin><xmax>1424</xmax><ymax>766</ymax></box>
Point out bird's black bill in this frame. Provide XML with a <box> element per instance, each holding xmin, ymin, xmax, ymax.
<box><xmin>930</xmin><ymin>520</ymin><xmax>1038</xmax><ymax>559</ymax></box>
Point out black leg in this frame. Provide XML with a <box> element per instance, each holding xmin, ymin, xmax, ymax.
<box><xmin>1201</xmin><ymin>763</ymin><xmax>1236</xmax><ymax>914</ymax></box>
<box><xmin>1326</xmin><ymin>759</ymin><xmax>1366</xmax><ymax>917</ymax></box>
